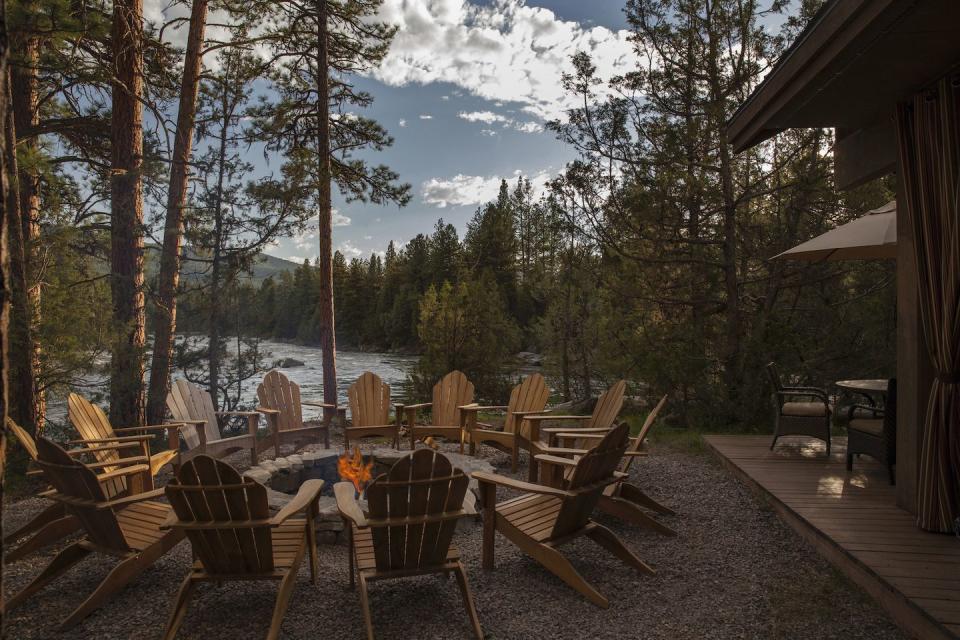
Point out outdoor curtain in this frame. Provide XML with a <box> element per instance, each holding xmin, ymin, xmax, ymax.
<box><xmin>895</xmin><ymin>74</ymin><xmax>960</xmax><ymax>533</ymax></box>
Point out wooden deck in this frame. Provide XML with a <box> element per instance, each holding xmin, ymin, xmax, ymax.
<box><xmin>705</xmin><ymin>434</ymin><xmax>960</xmax><ymax>640</ymax></box>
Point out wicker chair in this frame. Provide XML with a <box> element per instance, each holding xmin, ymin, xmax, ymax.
<box><xmin>846</xmin><ymin>378</ymin><xmax>896</xmax><ymax>485</ymax></box>
<box><xmin>766</xmin><ymin>363</ymin><xmax>832</xmax><ymax>455</ymax></box>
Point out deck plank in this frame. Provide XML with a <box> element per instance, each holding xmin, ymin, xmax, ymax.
<box><xmin>705</xmin><ymin>434</ymin><xmax>960</xmax><ymax>640</ymax></box>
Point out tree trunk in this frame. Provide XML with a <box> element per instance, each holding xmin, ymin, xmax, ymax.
<box><xmin>109</xmin><ymin>0</ymin><xmax>146</xmax><ymax>427</ymax></box>
<box><xmin>3</xmin><ymin>69</ymin><xmax>36</xmax><ymax>435</ymax></box>
<box><xmin>207</xmin><ymin>97</ymin><xmax>229</xmax><ymax>409</ymax></box>
<box><xmin>1</xmin><ymin>0</ymin><xmax>14</xmax><ymax>607</ymax></box>
<box><xmin>146</xmin><ymin>0</ymin><xmax>209</xmax><ymax>424</ymax></box>
<box><xmin>315</xmin><ymin>0</ymin><xmax>337</xmax><ymax>414</ymax></box>
<box><xmin>10</xmin><ymin>33</ymin><xmax>42</xmax><ymax>433</ymax></box>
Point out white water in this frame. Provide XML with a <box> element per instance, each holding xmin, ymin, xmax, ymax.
<box><xmin>44</xmin><ymin>338</ymin><xmax>417</xmax><ymax>429</ymax></box>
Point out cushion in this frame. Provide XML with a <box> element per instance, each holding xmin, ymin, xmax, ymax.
<box><xmin>849</xmin><ymin>418</ymin><xmax>883</xmax><ymax>436</ymax></box>
<box><xmin>781</xmin><ymin>401</ymin><xmax>828</xmax><ymax>417</ymax></box>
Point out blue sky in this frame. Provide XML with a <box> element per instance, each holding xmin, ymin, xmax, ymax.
<box><xmin>265</xmin><ymin>0</ymin><xmax>635</xmax><ymax>263</ymax></box>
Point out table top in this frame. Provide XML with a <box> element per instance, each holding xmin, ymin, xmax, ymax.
<box><xmin>835</xmin><ymin>379</ymin><xmax>888</xmax><ymax>392</ymax></box>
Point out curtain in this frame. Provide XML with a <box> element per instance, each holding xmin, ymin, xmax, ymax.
<box><xmin>895</xmin><ymin>75</ymin><xmax>960</xmax><ymax>533</ymax></box>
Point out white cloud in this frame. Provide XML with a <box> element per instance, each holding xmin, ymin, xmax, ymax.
<box><xmin>459</xmin><ymin>110</ymin><xmax>509</xmax><ymax>124</ymax></box>
<box><xmin>337</xmin><ymin>241</ymin><xmax>364</xmax><ymax>259</ymax></box>
<box><xmin>441</xmin><ymin>95</ymin><xmax>450</xmax><ymax>100</ymax></box>
<box><xmin>332</xmin><ymin>209</ymin><xmax>351</xmax><ymax>227</ymax></box>
<box><xmin>419</xmin><ymin>114</ymin><xmax>434</xmax><ymax>120</ymax></box>
<box><xmin>513</xmin><ymin>120</ymin><xmax>543</xmax><ymax>133</ymax></box>
<box><xmin>373</xmin><ymin>0</ymin><xmax>636</xmax><ymax>120</ymax></box>
<box><xmin>458</xmin><ymin>109</ymin><xmax>544</xmax><ymax>134</ymax></box>
<box><xmin>480</xmin><ymin>129</ymin><xmax>498</xmax><ymax>137</ymax></box>
<box><xmin>399</xmin><ymin>118</ymin><xmax>407</xmax><ymax>127</ymax></box>
<box><xmin>422</xmin><ymin>169</ymin><xmax>553</xmax><ymax>208</ymax></box>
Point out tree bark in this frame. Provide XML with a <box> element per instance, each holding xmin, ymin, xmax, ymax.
<box><xmin>146</xmin><ymin>0</ymin><xmax>209</xmax><ymax>424</ymax></box>
<box><xmin>3</xmin><ymin>69</ymin><xmax>36</xmax><ymax>436</ymax></box>
<box><xmin>315</xmin><ymin>0</ymin><xmax>337</xmax><ymax>414</ymax></box>
<box><xmin>10</xmin><ymin>30</ymin><xmax>41</xmax><ymax>434</ymax></box>
<box><xmin>207</xmin><ymin>89</ymin><xmax>230</xmax><ymax>409</ymax></box>
<box><xmin>1</xmin><ymin>0</ymin><xmax>13</xmax><ymax>610</ymax></box>
<box><xmin>109</xmin><ymin>0</ymin><xmax>146</xmax><ymax>427</ymax></box>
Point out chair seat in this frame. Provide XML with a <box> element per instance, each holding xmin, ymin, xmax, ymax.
<box><xmin>351</xmin><ymin>524</ymin><xmax>459</xmax><ymax>571</ymax></box>
<box><xmin>781</xmin><ymin>401</ymin><xmax>829</xmax><ymax>417</ymax></box>
<box><xmin>849</xmin><ymin>418</ymin><xmax>884</xmax><ymax>436</ymax></box>
<box><xmin>117</xmin><ymin>501</ymin><xmax>173</xmax><ymax>550</ymax></box>
<box><xmin>496</xmin><ymin>493</ymin><xmax>562</xmax><ymax>542</ymax></box>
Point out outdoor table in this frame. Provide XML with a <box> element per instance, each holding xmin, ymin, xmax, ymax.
<box><xmin>835</xmin><ymin>379</ymin><xmax>889</xmax><ymax>421</ymax></box>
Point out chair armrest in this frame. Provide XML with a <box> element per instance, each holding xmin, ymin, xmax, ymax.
<box><xmin>92</xmin><ymin>464</ymin><xmax>152</xmax><ymax>483</ymax></box>
<box><xmin>300</xmin><ymin>401</ymin><xmax>337</xmax><ymax>409</ymax></box>
<box><xmin>334</xmin><ymin>482</ymin><xmax>368</xmax><ymax>527</ymax></box>
<box><xmin>537</xmin><ymin>447</ymin><xmax>589</xmax><ymax>457</ymax></box>
<box><xmin>272</xmin><ymin>479</ymin><xmax>325</xmax><ymax>525</ymax></box>
<box><xmin>528</xmin><ymin>415</ymin><xmax>591</xmax><ymax>424</ymax></box>
<box><xmin>535</xmin><ymin>454</ymin><xmax>579</xmax><ymax>468</ymax></box>
<box><xmin>256</xmin><ymin>406</ymin><xmax>281</xmax><ymax>415</ymax></box>
<box><xmin>541</xmin><ymin>426</ymin><xmax>608</xmax><ymax>435</ymax></box>
<box><xmin>80</xmin><ymin>456</ymin><xmax>151</xmax><ymax>470</ymax></box>
<box><xmin>404</xmin><ymin>402</ymin><xmax>432</xmax><ymax>410</ymax></box>
<box><xmin>848</xmin><ymin>404</ymin><xmax>884</xmax><ymax>419</ymax></box>
<box><xmin>68</xmin><ymin>434</ymin><xmax>154</xmax><ymax>445</ymax></box>
<box><xmin>510</xmin><ymin>409</ymin><xmax>551</xmax><ymax>418</ymax></box>
<box><xmin>778</xmin><ymin>389</ymin><xmax>829</xmax><ymax>403</ymax></box>
<box><xmin>99</xmin><ymin>488</ymin><xmax>167</xmax><ymax>510</ymax></box>
<box><xmin>216</xmin><ymin>411</ymin><xmax>261</xmax><ymax>417</ymax></box>
<box><xmin>113</xmin><ymin>423</ymin><xmax>182</xmax><ymax>433</ymax></box>
<box><xmin>173</xmin><ymin>418</ymin><xmax>206</xmax><ymax>425</ymax></box>
<box><xmin>459</xmin><ymin>405</ymin><xmax>508</xmax><ymax>413</ymax></box>
<box><xmin>472</xmin><ymin>471</ymin><xmax>570</xmax><ymax>498</ymax></box>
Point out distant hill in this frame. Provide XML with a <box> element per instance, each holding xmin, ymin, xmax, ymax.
<box><xmin>142</xmin><ymin>245</ymin><xmax>303</xmax><ymax>286</ymax></box>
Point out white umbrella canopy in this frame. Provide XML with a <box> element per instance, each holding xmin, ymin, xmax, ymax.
<box><xmin>773</xmin><ymin>201</ymin><xmax>897</xmax><ymax>261</ymax></box>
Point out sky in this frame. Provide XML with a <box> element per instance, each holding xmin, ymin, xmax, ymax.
<box><xmin>253</xmin><ymin>0</ymin><xmax>636</xmax><ymax>264</ymax></box>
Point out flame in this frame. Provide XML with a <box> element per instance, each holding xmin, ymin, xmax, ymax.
<box><xmin>338</xmin><ymin>447</ymin><xmax>374</xmax><ymax>494</ymax></box>
<box><xmin>423</xmin><ymin>436</ymin><xmax>439</xmax><ymax>450</ymax></box>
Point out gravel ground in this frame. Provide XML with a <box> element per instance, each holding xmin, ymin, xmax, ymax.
<box><xmin>3</xmin><ymin>431</ymin><xmax>906</xmax><ymax>640</ymax></box>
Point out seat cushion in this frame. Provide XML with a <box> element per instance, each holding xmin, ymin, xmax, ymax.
<box><xmin>849</xmin><ymin>418</ymin><xmax>884</xmax><ymax>436</ymax></box>
<box><xmin>781</xmin><ymin>401</ymin><xmax>828</xmax><ymax>417</ymax></box>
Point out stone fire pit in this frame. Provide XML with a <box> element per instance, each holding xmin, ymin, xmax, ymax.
<box><xmin>241</xmin><ymin>447</ymin><xmax>494</xmax><ymax>544</ymax></box>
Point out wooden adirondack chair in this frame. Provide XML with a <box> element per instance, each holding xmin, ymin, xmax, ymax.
<box><xmin>166</xmin><ymin>379</ymin><xmax>260</xmax><ymax>466</ymax></box>
<box><xmin>459</xmin><ymin>373</ymin><xmax>550</xmax><ymax>472</ymax></box>
<box><xmin>523</xmin><ymin>380</ymin><xmax>626</xmax><ymax>482</ymax></box>
<box><xmin>474</xmin><ymin>423</ymin><xmax>654</xmax><ymax>608</ymax></box>
<box><xmin>68</xmin><ymin>393</ymin><xmax>181</xmax><ymax>488</ymax></box>
<box><xmin>5</xmin><ymin>438</ymin><xmax>185</xmax><ymax>630</ymax></box>
<box><xmin>544</xmin><ymin>395</ymin><xmax>676</xmax><ymax>536</ymax></box>
<box><xmin>335</xmin><ymin>449</ymin><xmax>483</xmax><ymax>640</ymax></box>
<box><xmin>345</xmin><ymin>371</ymin><xmax>400</xmax><ymax>449</ymax></box>
<box><xmin>256</xmin><ymin>370</ymin><xmax>340</xmax><ymax>457</ymax></box>
<box><xmin>2</xmin><ymin>418</ymin><xmax>152</xmax><ymax>563</ymax></box>
<box><xmin>161</xmin><ymin>455</ymin><xmax>323</xmax><ymax>640</ymax></box>
<box><xmin>403</xmin><ymin>370</ymin><xmax>475</xmax><ymax>450</ymax></box>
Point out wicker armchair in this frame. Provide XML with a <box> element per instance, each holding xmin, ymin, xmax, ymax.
<box><xmin>846</xmin><ymin>378</ymin><xmax>896</xmax><ymax>485</ymax></box>
<box><xmin>767</xmin><ymin>363</ymin><xmax>832</xmax><ymax>455</ymax></box>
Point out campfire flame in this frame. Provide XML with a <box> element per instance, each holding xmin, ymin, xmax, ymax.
<box><xmin>338</xmin><ymin>447</ymin><xmax>373</xmax><ymax>494</ymax></box>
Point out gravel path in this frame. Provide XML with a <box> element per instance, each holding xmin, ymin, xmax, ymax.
<box><xmin>3</xmin><ymin>434</ymin><xmax>906</xmax><ymax>640</ymax></box>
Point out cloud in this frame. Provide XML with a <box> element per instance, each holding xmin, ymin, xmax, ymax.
<box><xmin>337</xmin><ymin>241</ymin><xmax>364</xmax><ymax>259</ymax></box>
<box><xmin>332</xmin><ymin>209</ymin><xmax>351</xmax><ymax>227</ymax></box>
<box><xmin>398</xmin><ymin>118</ymin><xmax>407</xmax><ymax>127</ymax></box>
<box><xmin>458</xmin><ymin>110</ymin><xmax>510</xmax><ymax>124</ymax></box>
<box><xmin>419</xmin><ymin>114</ymin><xmax>434</xmax><ymax>120</ymax></box>
<box><xmin>422</xmin><ymin>169</ymin><xmax>553</xmax><ymax>208</ymax></box>
<box><xmin>458</xmin><ymin>109</ymin><xmax>543</xmax><ymax>134</ymax></box>
<box><xmin>373</xmin><ymin>0</ymin><xmax>635</xmax><ymax>120</ymax></box>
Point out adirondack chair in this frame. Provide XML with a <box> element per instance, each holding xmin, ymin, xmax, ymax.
<box><xmin>5</xmin><ymin>438</ymin><xmax>185</xmax><ymax>630</ymax></box>
<box><xmin>544</xmin><ymin>395</ymin><xmax>676</xmax><ymax>536</ymax></box>
<box><xmin>161</xmin><ymin>455</ymin><xmax>323</xmax><ymax>640</ymax></box>
<box><xmin>345</xmin><ymin>371</ymin><xmax>400</xmax><ymax>449</ymax></box>
<box><xmin>68</xmin><ymin>392</ymin><xmax>181</xmax><ymax>489</ymax></box>
<box><xmin>403</xmin><ymin>370</ymin><xmax>475</xmax><ymax>450</ymax></box>
<box><xmin>459</xmin><ymin>373</ymin><xmax>549</xmax><ymax>472</ymax></box>
<box><xmin>166</xmin><ymin>379</ymin><xmax>260</xmax><ymax>466</ymax></box>
<box><xmin>2</xmin><ymin>418</ymin><xmax>151</xmax><ymax>563</ymax></box>
<box><xmin>523</xmin><ymin>380</ymin><xmax>626</xmax><ymax>482</ymax></box>
<box><xmin>256</xmin><ymin>370</ymin><xmax>340</xmax><ymax>457</ymax></box>
<box><xmin>335</xmin><ymin>449</ymin><xmax>483</xmax><ymax>640</ymax></box>
<box><xmin>474</xmin><ymin>423</ymin><xmax>654</xmax><ymax>608</ymax></box>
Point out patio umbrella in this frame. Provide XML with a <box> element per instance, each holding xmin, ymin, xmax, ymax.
<box><xmin>772</xmin><ymin>200</ymin><xmax>897</xmax><ymax>261</ymax></box>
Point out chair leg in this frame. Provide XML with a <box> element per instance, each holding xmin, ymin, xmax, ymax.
<box><xmin>617</xmin><ymin>483</ymin><xmax>676</xmax><ymax>516</ymax></box>
<box><xmin>529</xmin><ymin>540</ymin><xmax>609</xmax><ymax>608</ymax></box>
<box><xmin>5</xmin><ymin>542</ymin><xmax>91</xmax><ymax>612</ymax></box>
<box><xmin>452</xmin><ymin>563</ymin><xmax>484</xmax><ymax>640</ymax></box>
<box><xmin>598</xmin><ymin>495</ymin><xmax>676</xmax><ymax>537</ymax></box>
<box><xmin>162</xmin><ymin>575</ymin><xmax>197</xmax><ymax>640</ymax></box>
<box><xmin>3</xmin><ymin>503</ymin><xmax>66</xmax><ymax>544</ymax></box>
<box><xmin>586</xmin><ymin>523</ymin><xmax>656</xmax><ymax>576</ymax></box>
<box><xmin>307</xmin><ymin>521</ymin><xmax>319</xmax><ymax>585</ymax></box>
<box><xmin>5</xmin><ymin>515</ymin><xmax>82</xmax><ymax>563</ymax></box>
<box><xmin>358</xmin><ymin>573</ymin><xmax>375</xmax><ymax>640</ymax></box>
<box><xmin>60</xmin><ymin>552</ymin><xmax>154</xmax><ymax>629</ymax></box>
<box><xmin>267</xmin><ymin>567</ymin><xmax>299</xmax><ymax>640</ymax></box>
<box><xmin>347</xmin><ymin>523</ymin><xmax>355</xmax><ymax>589</ymax></box>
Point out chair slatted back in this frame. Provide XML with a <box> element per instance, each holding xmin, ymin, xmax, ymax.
<box><xmin>167</xmin><ymin>379</ymin><xmax>221</xmax><ymax>449</ymax></box>
<box><xmin>587</xmin><ymin>380</ymin><xmax>626</xmax><ymax>430</ymax></box>
<box><xmin>365</xmin><ymin>450</ymin><xmax>469</xmax><ymax>571</ymax></box>
<box><xmin>431</xmin><ymin>371</ymin><xmax>474</xmax><ymax>427</ymax></box>
<box><xmin>165</xmin><ymin>455</ymin><xmax>274</xmax><ymax>575</ymax></box>
<box><xmin>505</xmin><ymin>373</ymin><xmax>549</xmax><ymax>440</ymax></box>
<box><xmin>35</xmin><ymin>437</ymin><xmax>130</xmax><ymax>551</ymax></box>
<box><xmin>550</xmin><ymin>423</ymin><xmax>629</xmax><ymax>539</ymax></box>
<box><xmin>68</xmin><ymin>393</ymin><xmax>128</xmax><ymax>497</ymax></box>
<box><xmin>257</xmin><ymin>370</ymin><xmax>304</xmax><ymax>432</ymax></box>
<box><xmin>621</xmin><ymin>394</ymin><xmax>668</xmax><ymax>474</ymax></box>
<box><xmin>6</xmin><ymin>417</ymin><xmax>38</xmax><ymax>460</ymax></box>
<box><xmin>348</xmin><ymin>372</ymin><xmax>391</xmax><ymax>427</ymax></box>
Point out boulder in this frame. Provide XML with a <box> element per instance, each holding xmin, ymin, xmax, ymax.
<box><xmin>273</xmin><ymin>357</ymin><xmax>305</xmax><ymax>368</ymax></box>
